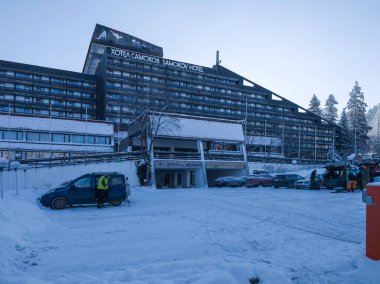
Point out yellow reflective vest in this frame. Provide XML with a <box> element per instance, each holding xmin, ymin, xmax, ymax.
<box><xmin>97</xmin><ymin>175</ymin><xmax>110</xmax><ymax>190</ymax></box>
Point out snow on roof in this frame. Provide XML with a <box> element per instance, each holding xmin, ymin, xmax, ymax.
<box><xmin>154</xmin><ymin>116</ymin><xmax>244</xmax><ymax>141</ymax></box>
<box><xmin>0</xmin><ymin>114</ymin><xmax>113</xmax><ymax>135</ymax></box>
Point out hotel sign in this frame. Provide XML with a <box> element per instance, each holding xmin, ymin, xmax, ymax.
<box><xmin>108</xmin><ymin>47</ymin><xmax>204</xmax><ymax>73</ymax></box>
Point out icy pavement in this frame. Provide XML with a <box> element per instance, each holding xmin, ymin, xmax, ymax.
<box><xmin>1</xmin><ymin>187</ymin><xmax>379</xmax><ymax>283</ymax></box>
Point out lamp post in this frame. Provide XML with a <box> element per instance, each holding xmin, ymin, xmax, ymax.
<box><xmin>9</xmin><ymin>161</ymin><xmax>20</xmax><ymax>195</ymax></box>
<box><xmin>23</xmin><ymin>168</ymin><xmax>27</xmax><ymax>191</ymax></box>
<box><xmin>106</xmin><ymin>103</ymin><xmax>122</xmax><ymax>153</ymax></box>
<box><xmin>0</xmin><ymin>158</ymin><xmax>9</xmax><ymax>199</ymax></box>
<box><xmin>298</xmin><ymin>125</ymin><xmax>301</xmax><ymax>160</ymax></box>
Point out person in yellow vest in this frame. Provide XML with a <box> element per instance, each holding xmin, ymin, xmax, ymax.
<box><xmin>96</xmin><ymin>174</ymin><xmax>111</xmax><ymax>208</ymax></box>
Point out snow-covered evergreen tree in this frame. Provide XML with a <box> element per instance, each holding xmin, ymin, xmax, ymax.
<box><xmin>322</xmin><ymin>94</ymin><xmax>338</xmax><ymax>124</ymax></box>
<box><xmin>346</xmin><ymin>81</ymin><xmax>371</xmax><ymax>154</ymax></box>
<box><xmin>308</xmin><ymin>94</ymin><xmax>322</xmax><ymax>116</ymax></box>
<box><xmin>338</xmin><ymin>109</ymin><xmax>353</xmax><ymax>157</ymax></box>
<box><xmin>367</xmin><ymin>103</ymin><xmax>380</xmax><ymax>156</ymax></box>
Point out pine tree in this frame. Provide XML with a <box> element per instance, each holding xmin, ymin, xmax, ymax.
<box><xmin>346</xmin><ymin>81</ymin><xmax>371</xmax><ymax>154</ymax></box>
<box><xmin>322</xmin><ymin>94</ymin><xmax>338</xmax><ymax>124</ymax></box>
<box><xmin>338</xmin><ymin>109</ymin><xmax>353</xmax><ymax>156</ymax></box>
<box><xmin>308</xmin><ymin>94</ymin><xmax>322</xmax><ymax>116</ymax></box>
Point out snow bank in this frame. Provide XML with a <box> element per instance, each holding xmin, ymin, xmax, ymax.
<box><xmin>0</xmin><ymin>191</ymin><xmax>49</xmax><ymax>283</ymax></box>
<box><xmin>1</xmin><ymin>186</ymin><xmax>380</xmax><ymax>283</ymax></box>
<box><xmin>249</xmin><ymin>162</ymin><xmax>327</xmax><ymax>175</ymax></box>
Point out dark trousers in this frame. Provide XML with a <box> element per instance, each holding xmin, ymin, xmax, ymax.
<box><xmin>96</xmin><ymin>189</ymin><xmax>108</xmax><ymax>208</ymax></box>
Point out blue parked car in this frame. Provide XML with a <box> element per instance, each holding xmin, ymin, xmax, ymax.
<box><xmin>40</xmin><ymin>172</ymin><xmax>130</xmax><ymax>209</ymax></box>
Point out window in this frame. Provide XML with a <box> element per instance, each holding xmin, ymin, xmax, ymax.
<box><xmin>40</xmin><ymin>133</ymin><xmax>50</xmax><ymax>142</ymax></box>
<box><xmin>67</xmin><ymin>80</ymin><xmax>81</xmax><ymax>86</ymax></box>
<box><xmin>52</xmin><ymin>133</ymin><xmax>65</xmax><ymax>143</ymax></box>
<box><xmin>82</xmin><ymin>93</ymin><xmax>92</xmax><ymax>99</ymax></box>
<box><xmin>73</xmin><ymin>177</ymin><xmax>92</xmax><ymax>189</ymax></box>
<box><xmin>82</xmin><ymin>81</ymin><xmax>95</xmax><ymax>88</ymax></box>
<box><xmin>35</xmin><ymin>87</ymin><xmax>49</xmax><ymax>93</ymax></box>
<box><xmin>96</xmin><ymin>136</ymin><xmax>106</xmax><ymax>145</ymax></box>
<box><xmin>15</xmin><ymin>72</ymin><xmax>33</xmax><ymax>79</ymax></box>
<box><xmin>86</xmin><ymin>135</ymin><xmax>95</xmax><ymax>144</ymax></box>
<box><xmin>111</xmin><ymin>176</ymin><xmax>124</xmax><ymax>186</ymax></box>
<box><xmin>2</xmin><ymin>131</ymin><xmax>17</xmax><ymax>140</ymax></box>
<box><xmin>71</xmin><ymin>134</ymin><xmax>85</xmax><ymax>144</ymax></box>
<box><xmin>27</xmin><ymin>132</ymin><xmax>39</xmax><ymax>141</ymax></box>
<box><xmin>51</xmin><ymin>77</ymin><xmax>65</xmax><ymax>84</ymax></box>
<box><xmin>4</xmin><ymin>71</ymin><xmax>14</xmax><ymax>77</ymax></box>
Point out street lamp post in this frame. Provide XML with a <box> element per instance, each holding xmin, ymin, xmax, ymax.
<box><xmin>0</xmin><ymin>158</ymin><xmax>9</xmax><ymax>199</ymax></box>
<box><xmin>106</xmin><ymin>103</ymin><xmax>122</xmax><ymax>153</ymax></box>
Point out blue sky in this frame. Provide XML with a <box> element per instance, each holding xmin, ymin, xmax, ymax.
<box><xmin>1</xmin><ymin>0</ymin><xmax>379</xmax><ymax>114</ymax></box>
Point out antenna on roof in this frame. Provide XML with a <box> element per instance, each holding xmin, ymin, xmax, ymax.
<box><xmin>216</xmin><ymin>50</ymin><xmax>221</xmax><ymax>66</ymax></box>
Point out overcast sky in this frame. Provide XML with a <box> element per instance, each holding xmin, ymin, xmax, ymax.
<box><xmin>1</xmin><ymin>0</ymin><xmax>379</xmax><ymax>114</ymax></box>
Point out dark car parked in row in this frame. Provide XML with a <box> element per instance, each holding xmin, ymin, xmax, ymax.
<box><xmin>227</xmin><ymin>176</ymin><xmax>247</xmax><ymax>187</ymax></box>
<box><xmin>40</xmin><ymin>172</ymin><xmax>130</xmax><ymax>209</ymax></box>
<box><xmin>246</xmin><ymin>174</ymin><xmax>273</xmax><ymax>187</ymax></box>
<box><xmin>214</xmin><ymin>176</ymin><xmax>235</xmax><ymax>187</ymax></box>
<box><xmin>272</xmin><ymin>174</ymin><xmax>303</xmax><ymax>188</ymax></box>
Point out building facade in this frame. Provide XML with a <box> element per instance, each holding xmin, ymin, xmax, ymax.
<box><xmin>84</xmin><ymin>24</ymin><xmax>340</xmax><ymax>161</ymax></box>
<box><xmin>0</xmin><ymin>60</ymin><xmax>97</xmax><ymax>121</ymax></box>
<box><xmin>124</xmin><ymin>113</ymin><xmax>248</xmax><ymax>188</ymax></box>
<box><xmin>0</xmin><ymin>113</ymin><xmax>113</xmax><ymax>160</ymax></box>
<box><xmin>0</xmin><ymin>24</ymin><xmax>340</xmax><ymax>161</ymax></box>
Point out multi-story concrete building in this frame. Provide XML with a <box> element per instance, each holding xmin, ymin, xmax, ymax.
<box><xmin>0</xmin><ymin>60</ymin><xmax>97</xmax><ymax>120</ymax></box>
<box><xmin>84</xmin><ymin>24</ymin><xmax>339</xmax><ymax>161</ymax></box>
<box><xmin>0</xmin><ymin>24</ymin><xmax>340</xmax><ymax>161</ymax></box>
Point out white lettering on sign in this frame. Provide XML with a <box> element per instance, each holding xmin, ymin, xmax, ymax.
<box><xmin>109</xmin><ymin>47</ymin><xmax>204</xmax><ymax>73</ymax></box>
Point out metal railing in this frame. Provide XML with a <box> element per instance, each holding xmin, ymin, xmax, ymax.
<box><xmin>19</xmin><ymin>152</ymin><xmax>144</xmax><ymax>168</ymax></box>
<box><xmin>154</xmin><ymin>151</ymin><xmax>201</xmax><ymax>160</ymax></box>
<box><xmin>204</xmin><ymin>151</ymin><xmax>245</xmax><ymax>161</ymax></box>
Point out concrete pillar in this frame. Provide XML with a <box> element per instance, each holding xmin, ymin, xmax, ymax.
<box><xmin>197</xmin><ymin>140</ymin><xmax>208</xmax><ymax>188</ymax></box>
<box><xmin>186</xmin><ymin>170</ymin><xmax>191</xmax><ymax>188</ymax></box>
<box><xmin>148</xmin><ymin>136</ymin><xmax>156</xmax><ymax>189</ymax></box>
<box><xmin>241</xmin><ymin>143</ymin><xmax>250</xmax><ymax>175</ymax></box>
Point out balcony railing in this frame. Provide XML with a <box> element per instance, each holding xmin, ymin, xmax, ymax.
<box><xmin>154</xmin><ymin>151</ymin><xmax>201</xmax><ymax>160</ymax></box>
<box><xmin>204</xmin><ymin>151</ymin><xmax>244</xmax><ymax>161</ymax></box>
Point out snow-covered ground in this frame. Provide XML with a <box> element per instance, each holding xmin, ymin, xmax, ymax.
<box><xmin>1</xmin><ymin>186</ymin><xmax>379</xmax><ymax>284</ymax></box>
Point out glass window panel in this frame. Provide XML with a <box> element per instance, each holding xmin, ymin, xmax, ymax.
<box><xmin>27</xmin><ymin>132</ymin><xmax>39</xmax><ymax>141</ymax></box>
<box><xmin>73</xmin><ymin>177</ymin><xmax>92</xmax><ymax>189</ymax></box>
<box><xmin>72</xmin><ymin>134</ymin><xmax>85</xmax><ymax>144</ymax></box>
<box><xmin>52</xmin><ymin>133</ymin><xmax>65</xmax><ymax>143</ymax></box>
<box><xmin>40</xmin><ymin>133</ymin><xmax>50</xmax><ymax>142</ymax></box>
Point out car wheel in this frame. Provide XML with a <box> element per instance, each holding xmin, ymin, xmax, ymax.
<box><xmin>274</xmin><ymin>186</ymin><xmax>279</xmax><ymax>188</ymax></box>
<box><xmin>52</xmin><ymin>197</ymin><xmax>67</xmax><ymax>210</ymax></box>
<box><xmin>110</xmin><ymin>199</ymin><xmax>122</xmax><ymax>206</ymax></box>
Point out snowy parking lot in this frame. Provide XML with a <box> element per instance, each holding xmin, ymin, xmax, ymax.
<box><xmin>1</xmin><ymin>186</ymin><xmax>380</xmax><ymax>283</ymax></box>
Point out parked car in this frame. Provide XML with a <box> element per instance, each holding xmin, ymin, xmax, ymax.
<box><xmin>273</xmin><ymin>174</ymin><xmax>303</xmax><ymax>188</ymax></box>
<box><xmin>40</xmin><ymin>172</ymin><xmax>130</xmax><ymax>209</ymax></box>
<box><xmin>294</xmin><ymin>173</ymin><xmax>324</xmax><ymax>189</ymax></box>
<box><xmin>214</xmin><ymin>176</ymin><xmax>235</xmax><ymax>187</ymax></box>
<box><xmin>251</xmin><ymin>170</ymin><xmax>270</xmax><ymax>175</ymax></box>
<box><xmin>246</xmin><ymin>174</ymin><xmax>273</xmax><ymax>187</ymax></box>
<box><xmin>227</xmin><ymin>176</ymin><xmax>247</xmax><ymax>187</ymax></box>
